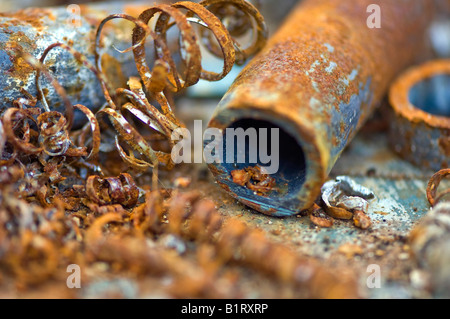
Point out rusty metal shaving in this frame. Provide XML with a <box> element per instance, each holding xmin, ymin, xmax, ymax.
<box><xmin>0</xmin><ymin>0</ymin><xmax>361</xmax><ymax>299</ymax></box>
<box><xmin>129</xmin><ymin>189</ymin><xmax>358</xmax><ymax>298</ymax></box>
<box><xmin>308</xmin><ymin>203</ymin><xmax>334</xmax><ymax>228</ymax></box>
<box><xmin>409</xmin><ymin>168</ymin><xmax>450</xmax><ymax>297</ymax></box>
<box><xmin>0</xmin><ymin>1</ymin><xmax>174</xmax><ymax>127</ymax></box>
<box><xmin>231</xmin><ymin>165</ymin><xmax>277</xmax><ymax>196</ymax></box>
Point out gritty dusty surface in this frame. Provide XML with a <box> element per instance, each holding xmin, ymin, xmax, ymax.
<box><xmin>0</xmin><ymin>99</ymin><xmax>446</xmax><ymax>299</ymax></box>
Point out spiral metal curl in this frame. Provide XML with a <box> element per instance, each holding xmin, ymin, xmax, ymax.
<box><xmin>96</xmin><ymin>0</ymin><xmax>267</xmax><ymax>171</ymax></box>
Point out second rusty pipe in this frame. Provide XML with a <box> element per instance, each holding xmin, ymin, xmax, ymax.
<box><xmin>206</xmin><ymin>0</ymin><xmax>435</xmax><ymax>216</ymax></box>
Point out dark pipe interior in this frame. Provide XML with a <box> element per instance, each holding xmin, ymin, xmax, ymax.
<box><xmin>408</xmin><ymin>74</ymin><xmax>450</xmax><ymax>117</ymax></box>
<box><xmin>222</xmin><ymin>119</ymin><xmax>307</xmax><ymax>200</ymax></box>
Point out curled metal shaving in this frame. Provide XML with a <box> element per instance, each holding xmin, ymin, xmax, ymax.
<box><xmin>195</xmin><ymin>0</ymin><xmax>267</xmax><ymax>65</ymax></box>
<box><xmin>321</xmin><ymin>176</ymin><xmax>375</xmax><ymax>219</ymax></box>
<box><xmin>231</xmin><ymin>165</ymin><xmax>277</xmax><ymax>195</ymax></box>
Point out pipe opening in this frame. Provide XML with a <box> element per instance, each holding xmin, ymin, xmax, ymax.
<box><xmin>222</xmin><ymin>119</ymin><xmax>306</xmax><ymax>199</ymax></box>
<box><xmin>409</xmin><ymin>74</ymin><xmax>450</xmax><ymax>117</ymax></box>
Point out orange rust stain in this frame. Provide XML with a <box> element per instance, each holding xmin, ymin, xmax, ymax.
<box><xmin>3</xmin><ymin>31</ymin><xmax>37</xmax><ymax>84</ymax></box>
<box><xmin>438</xmin><ymin>136</ymin><xmax>450</xmax><ymax>157</ymax></box>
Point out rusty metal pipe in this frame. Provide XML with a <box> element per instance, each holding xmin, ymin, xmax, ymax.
<box><xmin>389</xmin><ymin>59</ymin><xmax>450</xmax><ymax>171</ymax></box>
<box><xmin>206</xmin><ymin>0</ymin><xmax>435</xmax><ymax>216</ymax></box>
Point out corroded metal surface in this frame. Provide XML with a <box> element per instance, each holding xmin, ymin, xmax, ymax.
<box><xmin>0</xmin><ymin>1</ymin><xmax>166</xmax><ymax>127</ymax></box>
<box><xmin>389</xmin><ymin>59</ymin><xmax>450</xmax><ymax>171</ymax></box>
<box><xmin>207</xmin><ymin>0</ymin><xmax>435</xmax><ymax>216</ymax></box>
